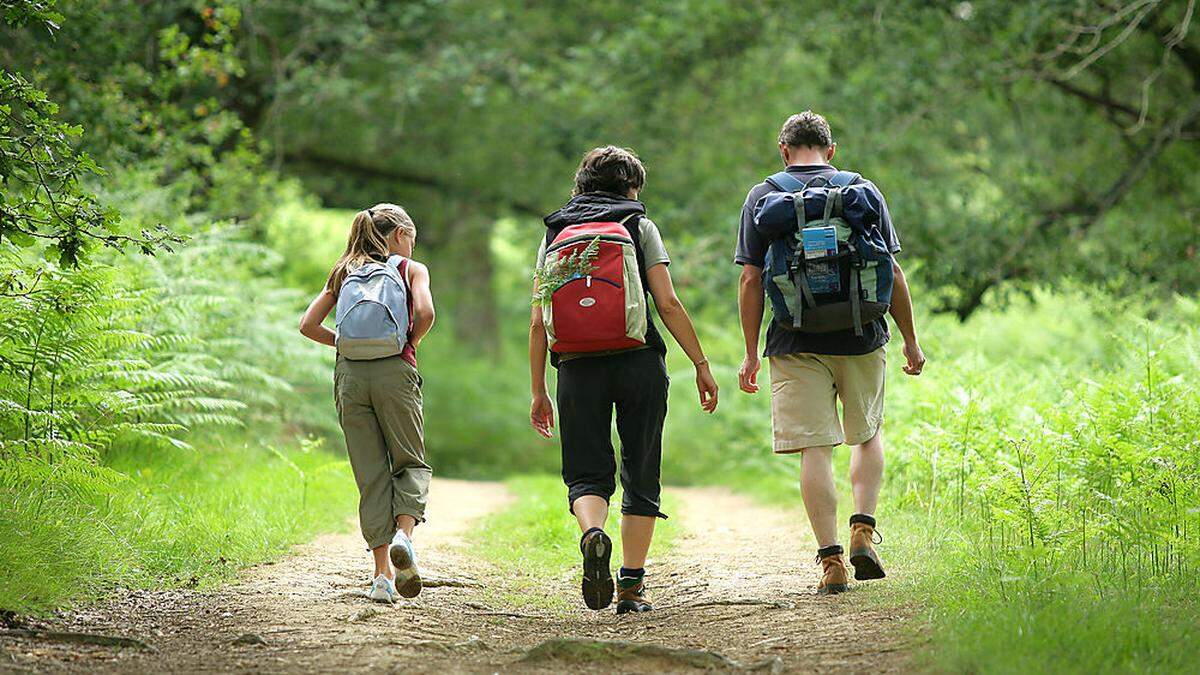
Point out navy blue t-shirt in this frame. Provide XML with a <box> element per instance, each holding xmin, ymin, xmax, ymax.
<box><xmin>735</xmin><ymin>164</ymin><xmax>901</xmax><ymax>357</ymax></box>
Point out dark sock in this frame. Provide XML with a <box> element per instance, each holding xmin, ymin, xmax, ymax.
<box><xmin>619</xmin><ymin>567</ymin><xmax>645</xmax><ymax>579</ymax></box>
<box><xmin>817</xmin><ymin>544</ymin><xmax>844</xmax><ymax>559</ymax></box>
<box><xmin>849</xmin><ymin>513</ymin><xmax>876</xmax><ymax>528</ymax></box>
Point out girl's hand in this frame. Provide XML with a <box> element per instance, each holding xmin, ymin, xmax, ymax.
<box><xmin>696</xmin><ymin>362</ymin><xmax>719</xmax><ymax>413</ymax></box>
<box><xmin>530</xmin><ymin>393</ymin><xmax>555</xmax><ymax>438</ymax></box>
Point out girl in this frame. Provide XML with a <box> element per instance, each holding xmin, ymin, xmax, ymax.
<box><xmin>300</xmin><ymin>203</ymin><xmax>435</xmax><ymax>603</ymax></box>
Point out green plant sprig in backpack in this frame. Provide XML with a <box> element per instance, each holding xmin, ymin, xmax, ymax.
<box><xmin>531</xmin><ymin>236</ymin><xmax>601</xmax><ymax>307</ymax></box>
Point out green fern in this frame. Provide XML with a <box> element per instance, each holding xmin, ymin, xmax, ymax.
<box><xmin>531</xmin><ymin>236</ymin><xmax>602</xmax><ymax>307</ymax></box>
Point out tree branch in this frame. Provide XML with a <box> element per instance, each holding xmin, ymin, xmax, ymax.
<box><xmin>282</xmin><ymin>149</ymin><xmax>546</xmax><ymax>218</ymax></box>
<box><xmin>946</xmin><ymin>96</ymin><xmax>1200</xmax><ymax>319</ymax></box>
<box><xmin>1044</xmin><ymin>77</ymin><xmax>1144</xmax><ymax>120</ymax></box>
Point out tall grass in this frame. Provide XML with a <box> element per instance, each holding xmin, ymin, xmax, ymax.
<box><xmin>0</xmin><ymin>439</ymin><xmax>355</xmax><ymax>613</ymax></box>
<box><xmin>0</xmin><ymin>170</ymin><xmax>348</xmax><ymax>614</ymax></box>
<box><xmin>659</xmin><ymin>288</ymin><xmax>1200</xmax><ymax>673</ymax></box>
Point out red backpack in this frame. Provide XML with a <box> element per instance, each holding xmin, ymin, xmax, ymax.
<box><xmin>542</xmin><ymin>216</ymin><xmax>648</xmax><ymax>353</ymax></box>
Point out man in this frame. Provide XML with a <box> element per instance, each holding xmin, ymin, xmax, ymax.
<box><xmin>735</xmin><ymin>111</ymin><xmax>925</xmax><ymax>594</ymax></box>
<box><xmin>530</xmin><ymin>146</ymin><xmax>719</xmax><ymax>613</ymax></box>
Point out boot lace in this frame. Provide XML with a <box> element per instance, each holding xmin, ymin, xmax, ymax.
<box><xmin>853</xmin><ymin>524</ymin><xmax>884</xmax><ymax>545</ymax></box>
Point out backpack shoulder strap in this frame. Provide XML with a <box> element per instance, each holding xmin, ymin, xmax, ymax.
<box><xmin>619</xmin><ymin>212</ymin><xmax>646</xmax><ymax>262</ymax></box>
<box><xmin>829</xmin><ymin>171</ymin><xmax>861</xmax><ymax>188</ymax></box>
<box><xmin>765</xmin><ymin>171</ymin><xmax>807</xmax><ymax>193</ymax></box>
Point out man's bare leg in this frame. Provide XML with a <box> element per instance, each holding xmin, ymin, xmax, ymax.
<box><xmin>848</xmin><ymin>430</ymin><xmax>887</xmax><ymax>580</ymax></box>
<box><xmin>801</xmin><ymin>445</ymin><xmax>849</xmax><ymax>594</ymax></box>
<box><xmin>800</xmin><ymin>446</ymin><xmax>839</xmax><ymax>547</ymax></box>
<box><xmin>849</xmin><ymin>430</ymin><xmax>884</xmax><ymax>516</ymax></box>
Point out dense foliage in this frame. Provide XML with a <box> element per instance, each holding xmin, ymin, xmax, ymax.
<box><xmin>8</xmin><ymin>1</ymin><xmax>1196</xmax><ymax>336</ymax></box>
<box><xmin>1</xmin><ymin>0</ymin><xmax>341</xmax><ymax>611</ymax></box>
<box><xmin>224</xmin><ymin>0</ymin><xmax>1200</xmax><ymax>321</ymax></box>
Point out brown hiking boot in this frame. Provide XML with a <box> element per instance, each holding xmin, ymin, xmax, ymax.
<box><xmin>615</xmin><ymin>573</ymin><xmax>652</xmax><ymax>614</ymax></box>
<box><xmin>816</xmin><ymin>546</ymin><xmax>849</xmax><ymax>595</ymax></box>
<box><xmin>848</xmin><ymin>514</ymin><xmax>886</xmax><ymax>581</ymax></box>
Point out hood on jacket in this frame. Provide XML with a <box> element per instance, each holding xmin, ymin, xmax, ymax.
<box><xmin>543</xmin><ymin>192</ymin><xmax>646</xmax><ymax>230</ymax></box>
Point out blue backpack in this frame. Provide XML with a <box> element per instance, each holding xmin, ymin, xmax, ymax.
<box><xmin>334</xmin><ymin>255</ymin><xmax>411</xmax><ymax>360</ymax></box>
<box><xmin>752</xmin><ymin>170</ymin><xmax>894</xmax><ymax>336</ymax></box>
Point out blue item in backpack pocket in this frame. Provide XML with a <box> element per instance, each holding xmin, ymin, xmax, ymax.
<box><xmin>807</xmin><ymin>261</ymin><xmax>841</xmax><ymax>294</ymax></box>
<box><xmin>802</xmin><ymin>226</ymin><xmax>838</xmax><ymax>259</ymax></box>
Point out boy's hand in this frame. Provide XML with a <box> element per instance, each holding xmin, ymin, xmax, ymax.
<box><xmin>902</xmin><ymin>340</ymin><xmax>926</xmax><ymax>376</ymax></box>
<box><xmin>696</xmin><ymin>363</ymin><xmax>719</xmax><ymax>413</ymax></box>
<box><xmin>530</xmin><ymin>393</ymin><xmax>555</xmax><ymax>438</ymax></box>
<box><xmin>738</xmin><ymin>355</ymin><xmax>760</xmax><ymax>393</ymax></box>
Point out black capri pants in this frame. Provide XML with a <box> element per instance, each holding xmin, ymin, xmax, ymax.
<box><xmin>556</xmin><ymin>347</ymin><xmax>669</xmax><ymax>519</ymax></box>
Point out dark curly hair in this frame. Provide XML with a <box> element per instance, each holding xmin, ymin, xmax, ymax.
<box><xmin>572</xmin><ymin>146</ymin><xmax>646</xmax><ymax>197</ymax></box>
<box><xmin>778</xmin><ymin>111</ymin><xmax>834</xmax><ymax>149</ymax></box>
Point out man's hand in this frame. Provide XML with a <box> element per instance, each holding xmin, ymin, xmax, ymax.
<box><xmin>738</xmin><ymin>355</ymin><xmax>761</xmax><ymax>393</ymax></box>
<box><xmin>696</xmin><ymin>363</ymin><xmax>719</xmax><ymax>413</ymax></box>
<box><xmin>902</xmin><ymin>341</ymin><xmax>926</xmax><ymax>376</ymax></box>
<box><xmin>530</xmin><ymin>393</ymin><xmax>555</xmax><ymax>438</ymax></box>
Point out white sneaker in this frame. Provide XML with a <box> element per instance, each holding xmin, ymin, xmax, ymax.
<box><xmin>389</xmin><ymin>531</ymin><xmax>423</xmax><ymax>598</ymax></box>
<box><xmin>367</xmin><ymin>574</ymin><xmax>397</xmax><ymax>604</ymax></box>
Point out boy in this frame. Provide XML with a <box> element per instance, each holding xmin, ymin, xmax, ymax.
<box><xmin>529</xmin><ymin>146</ymin><xmax>718</xmax><ymax>613</ymax></box>
<box><xmin>735</xmin><ymin>112</ymin><xmax>925</xmax><ymax>594</ymax></box>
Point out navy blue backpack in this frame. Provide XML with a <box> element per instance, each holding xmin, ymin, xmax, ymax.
<box><xmin>752</xmin><ymin>170</ymin><xmax>894</xmax><ymax>336</ymax></box>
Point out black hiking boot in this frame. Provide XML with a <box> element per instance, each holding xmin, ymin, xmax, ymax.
<box><xmin>615</xmin><ymin>573</ymin><xmax>652</xmax><ymax>614</ymax></box>
<box><xmin>580</xmin><ymin>528</ymin><xmax>614</xmax><ymax>610</ymax></box>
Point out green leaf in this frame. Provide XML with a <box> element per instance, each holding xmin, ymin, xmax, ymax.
<box><xmin>6</xmin><ymin>231</ymin><xmax>36</xmax><ymax>247</ymax></box>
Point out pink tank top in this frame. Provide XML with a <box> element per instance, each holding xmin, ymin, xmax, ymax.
<box><xmin>397</xmin><ymin>258</ymin><xmax>418</xmax><ymax>369</ymax></box>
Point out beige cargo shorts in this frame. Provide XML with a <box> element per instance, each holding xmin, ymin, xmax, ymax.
<box><xmin>768</xmin><ymin>347</ymin><xmax>886</xmax><ymax>452</ymax></box>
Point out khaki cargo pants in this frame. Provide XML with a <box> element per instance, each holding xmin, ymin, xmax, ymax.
<box><xmin>334</xmin><ymin>356</ymin><xmax>431</xmax><ymax>549</ymax></box>
<box><xmin>769</xmin><ymin>348</ymin><xmax>886</xmax><ymax>452</ymax></box>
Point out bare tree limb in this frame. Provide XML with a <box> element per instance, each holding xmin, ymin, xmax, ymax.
<box><xmin>281</xmin><ymin>149</ymin><xmax>546</xmax><ymax>218</ymax></box>
<box><xmin>1044</xmin><ymin>77</ymin><xmax>1144</xmax><ymax>120</ymax></box>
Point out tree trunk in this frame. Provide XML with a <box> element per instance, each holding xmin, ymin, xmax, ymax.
<box><xmin>439</xmin><ymin>203</ymin><xmax>499</xmax><ymax>352</ymax></box>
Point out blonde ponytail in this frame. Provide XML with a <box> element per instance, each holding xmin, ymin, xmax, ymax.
<box><xmin>325</xmin><ymin>203</ymin><xmax>417</xmax><ymax>293</ymax></box>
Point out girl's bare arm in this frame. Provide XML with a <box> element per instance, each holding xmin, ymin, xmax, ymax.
<box><xmin>300</xmin><ymin>290</ymin><xmax>338</xmax><ymax>347</ymax></box>
<box><xmin>300</xmin><ymin>288</ymin><xmax>338</xmax><ymax>343</ymax></box>
<box><xmin>408</xmin><ymin>261</ymin><xmax>436</xmax><ymax>347</ymax></box>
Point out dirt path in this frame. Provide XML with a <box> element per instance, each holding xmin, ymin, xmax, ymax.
<box><xmin>3</xmin><ymin>479</ymin><xmax>914</xmax><ymax>673</ymax></box>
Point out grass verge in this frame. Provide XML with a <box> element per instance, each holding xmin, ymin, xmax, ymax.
<box><xmin>472</xmin><ymin>474</ymin><xmax>679</xmax><ymax>612</ymax></box>
<box><xmin>877</xmin><ymin>508</ymin><xmax>1200</xmax><ymax>674</ymax></box>
<box><xmin>0</xmin><ymin>438</ymin><xmax>356</xmax><ymax>615</ymax></box>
